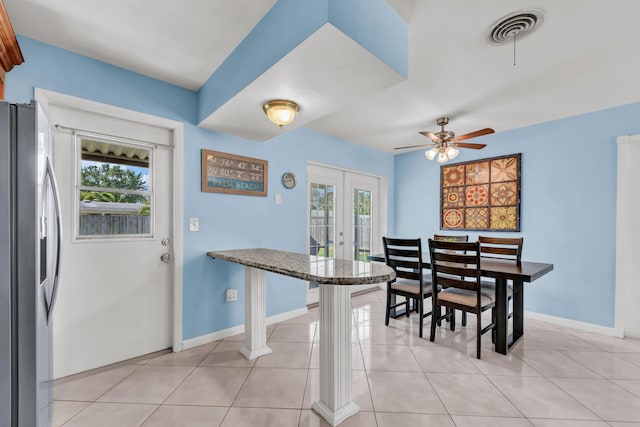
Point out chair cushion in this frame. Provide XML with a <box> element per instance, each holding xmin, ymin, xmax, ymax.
<box><xmin>480</xmin><ymin>281</ymin><xmax>513</xmax><ymax>296</ymax></box>
<box><xmin>437</xmin><ymin>287</ymin><xmax>495</xmax><ymax>308</ymax></box>
<box><xmin>391</xmin><ymin>278</ymin><xmax>434</xmax><ymax>296</ymax></box>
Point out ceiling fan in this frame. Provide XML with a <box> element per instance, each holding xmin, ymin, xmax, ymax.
<box><xmin>395</xmin><ymin>117</ymin><xmax>495</xmax><ymax>163</ymax></box>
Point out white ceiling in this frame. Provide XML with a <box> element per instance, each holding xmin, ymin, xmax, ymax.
<box><xmin>6</xmin><ymin>0</ymin><xmax>640</xmax><ymax>153</ymax></box>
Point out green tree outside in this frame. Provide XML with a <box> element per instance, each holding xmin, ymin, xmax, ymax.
<box><xmin>81</xmin><ymin>164</ymin><xmax>147</xmax><ymax>203</ymax></box>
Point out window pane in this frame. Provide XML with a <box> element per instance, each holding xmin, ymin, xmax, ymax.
<box><xmin>352</xmin><ymin>188</ymin><xmax>371</xmax><ymax>261</ymax></box>
<box><xmin>81</xmin><ymin>162</ymin><xmax>150</xmax><ymax>192</ymax></box>
<box><xmin>309</xmin><ymin>183</ymin><xmax>335</xmax><ymax>258</ymax></box>
<box><xmin>79</xmin><ymin>193</ymin><xmax>151</xmax><ymax>236</ymax></box>
<box><xmin>77</xmin><ymin>136</ymin><xmax>152</xmax><ymax>238</ymax></box>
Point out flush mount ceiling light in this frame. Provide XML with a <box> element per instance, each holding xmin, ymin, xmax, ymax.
<box><xmin>262</xmin><ymin>100</ymin><xmax>299</xmax><ymax>128</ymax></box>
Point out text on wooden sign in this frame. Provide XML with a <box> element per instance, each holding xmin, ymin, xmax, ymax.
<box><xmin>201</xmin><ymin>149</ymin><xmax>268</xmax><ymax>196</ymax></box>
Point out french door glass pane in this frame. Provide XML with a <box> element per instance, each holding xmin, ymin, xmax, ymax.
<box><xmin>352</xmin><ymin>188</ymin><xmax>372</xmax><ymax>261</ymax></box>
<box><xmin>309</xmin><ymin>183</ymin><xmax>335</xmax><ymax>258</ymax></box>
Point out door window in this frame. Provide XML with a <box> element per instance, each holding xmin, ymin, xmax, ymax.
<box><xmin>352</xmin><ymin>188</ymin><xmax>372</xmax><ymax>261</ymax></box>
<box><xmin>306</xmin><ymin>164</ymin><xmax>385</xmax><ymax>303</ymax></box>
<box><xmin>309</xmin><ymin>183</ymin><xmax>335</xmax><ymax>258</ymax></box>
<box><xmin>75</xmin><ymin>133</ymin><xmax>153</xmax><ymax>239</ymax></box>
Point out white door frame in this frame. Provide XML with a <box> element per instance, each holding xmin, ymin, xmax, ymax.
<box><xmin>306</xmin><ymin>161</ymin><xmax>387</xmax><ymax>304</ymax></box>
<box><xmin>615</xmin><ymin>134</ymin><xmax>640</xmax><ymax>339</ymax></box>
<box><xmin>35</xmin><ymin>88</ymin><xmax>185</xmax><ymax>352</ymax></box>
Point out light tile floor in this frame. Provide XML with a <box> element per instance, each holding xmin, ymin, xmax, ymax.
<box><xmin>52</xmin><ymin>289</ymin><xmax>640</xmax><ymax>426</ymax></box>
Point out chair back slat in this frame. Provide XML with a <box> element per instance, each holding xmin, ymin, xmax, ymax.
<box><xmin>433</xmin><ymin>234</ymin><xmax>469</xmax><ymax>242</ymax></box>
<box><xmin>438</xmin><ymin>275</ymin><xmax>476</xmax><ymax>292</ymax></box>
<box><xmin>431</xmin><ymin>250</ymin><xmax>476</xmax><ymax>265</ymax></box>
<box><xmin>386</xmin><ymin>247</ymin><xmax>421</xmax><ymax>259</ymax></box>
<box><xmin>478</xmin><ymin>236</ymin><xmax>523</xmax><ymax>263</ymax></box>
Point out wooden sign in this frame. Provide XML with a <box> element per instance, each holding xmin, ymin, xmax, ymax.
<box><xmin>201</xmin><ymin>149</ymin><xmax>268</xmax><ymax>196</ymax></box>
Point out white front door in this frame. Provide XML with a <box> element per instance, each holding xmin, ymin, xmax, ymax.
<box><xmin>307</xmin><ymin>163</ymin><xmax>386</xmax><ymax>304</ymax></box>
<box><xmin>49</xmin><ymin>105</ymin><xmax>174</xmax><ymax>378</ymax></box>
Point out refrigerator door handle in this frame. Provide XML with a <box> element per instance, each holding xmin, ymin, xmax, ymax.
<box><xmin>45</xmin><ymin>157</ymin><xmax>62</xmax><ymax>323</ymax></box>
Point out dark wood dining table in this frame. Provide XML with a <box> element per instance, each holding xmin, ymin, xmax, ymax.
<box><xmin>367</xmin><ymin>253</ymin><xmax>553</xmax><ymax>355</ymax></box>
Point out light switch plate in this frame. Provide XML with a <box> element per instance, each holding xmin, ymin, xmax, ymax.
<box><xmin>275</xmin><ymin>193</ymin><xmax>282</xmax><ymax>205</ymax></box>
<box><xmin>225</xmin><ymin>288</ymin><xmax>238</xmax><ymax>302</ymax></box>
<box><xmin>189</xmin><ymin>218</ymin><xmax>199</xmax><ymax>232</ymax></box>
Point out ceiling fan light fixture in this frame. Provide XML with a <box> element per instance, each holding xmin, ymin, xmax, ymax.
<box><xmin>425</xmin><ymin>147</ymin><xmax>438</xmax><ymax>160</ymax></box>
<box><xmin>446</xmin><ymin>147</ymin><xmax>459</xmax><ymax>160</ymax></box>
<box><xmin>263</xmin><ymin>99</ymin><xmax>299</xmax><ymax>128</ymax></box>
<box><xmin>437</xmin><ymin>151</ymin><xmax>449</xmax><ymax>164</ymax></box>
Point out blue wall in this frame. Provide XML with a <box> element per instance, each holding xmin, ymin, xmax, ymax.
<box><xmin>7</xmin><ymin>36</ymin><xmax>394</xmax><ymax>341</ymax></box>
<box><xmin>395</xmin><ymin>104</ymin><xmax>640</xmax><ymax>328</ymax></box>
<box><xmin>8</xmin><ymin>32</ymin><xmax>639</xmax><ymax>334</ymax></box>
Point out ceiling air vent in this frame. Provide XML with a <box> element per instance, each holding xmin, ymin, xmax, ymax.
<box><xmin>487</xmin><ymin>9</ymin><xmax>545</xmax><ymax>45</ymax></box>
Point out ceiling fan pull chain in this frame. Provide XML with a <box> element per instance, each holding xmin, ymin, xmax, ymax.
<box><xmin>513</xmin><ymin>33</ymin><xmax>517</xmax><ymax>66</ymax></box>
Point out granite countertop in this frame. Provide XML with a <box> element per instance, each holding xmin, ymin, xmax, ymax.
<box><xmin>207</xmin><ymin>248</ymin><xmax>395</xmax><ymax>285</ymax></box>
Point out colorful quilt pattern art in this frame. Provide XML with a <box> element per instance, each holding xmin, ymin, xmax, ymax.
<box><xmin>441</xmin><ymin>153</ymin><xmax>521</xmax><ymax>231</ymax></box>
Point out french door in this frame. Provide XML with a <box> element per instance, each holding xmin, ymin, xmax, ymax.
<box><xmin>307</xmin><ymin>163</ymin><xmax>386</xmax><ymax>304</ymax></box>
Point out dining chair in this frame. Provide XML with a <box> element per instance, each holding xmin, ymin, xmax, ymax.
<box><xmin>405</xmin><ymin>234</ymin><xmax>470</xmax><ymax>316</ymax></box>
<box><xmin>428</xmin><ymin>239</ymin><xmax>496</xmax><ymax>359</ymax></box>
<box><xmin>478</xmin><ymin>236</ymin><xmax>522</xmax><ymax>340</ymax></box>
<box><xmin>382</xmin><ymin>237</ymin><xmax>436</xmax><ymax>338</ymax></box>
<box><xmin>478</xmin><ymin>236</ymin><xmax>522</xmax><ymax>306</ymax></box>
<box><xmin>478</xmin><ymin>236</ymin><xmax>523</xmax><ymax>264</ymax></box>
<box><xmin>433</xmin><ymin>234</ymin><xmax>469</xmax><ymax>324</ymax></box>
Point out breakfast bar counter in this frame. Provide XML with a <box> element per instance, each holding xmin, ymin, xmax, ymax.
<box><xmin>207</xmin><ymin>248</ymin><xmax>395</xmax><ymax>426</ymax></box>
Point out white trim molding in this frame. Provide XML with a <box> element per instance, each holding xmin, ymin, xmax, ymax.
<box><xmin>34</xmin><ymin>88</ymin><xmax>186</xmax><ymax>352</ymax></box>
<box><xmin>525</xmin><ymin>311</ymin><xmax>616</xmax><ymax>337</ymax></box>
<box><xmin>182</xmin><ymin>307</ymin><xmax>308</xmax><ymax>350</ymax></box>
<box><xmin>615</xmin><ymin>134</ymin><xmax>640</xmax><ymax>339</ymax></box>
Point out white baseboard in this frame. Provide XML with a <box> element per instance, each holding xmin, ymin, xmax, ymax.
<box><xmin>623</xmin><ymin>331</ymin><xmax>640</xmax><ymax>340</ymax></box>
<box><xmin>525</xmin><ymin>310</ymin><xmax>617</xmax><ymax>337</ymax></box>
<box><xmin>181</xmin><ymin>307</ymin><xmax>308</xmax><ymax>351</ymax></box>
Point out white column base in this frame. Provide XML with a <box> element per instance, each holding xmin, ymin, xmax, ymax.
<box><xmin>312</xmin><ymin>284</ymin><xmax>358</xmax><ymax>426</ymax></box>
<box><xmin>311</xmin><ymin>400</ymin><xmax>359</xmax><ymax>427</ymax></box>
<box><xmin>238</xmin><ymin>266</ymin><xmax>271</xmax><ymax>361</ymax></box>
<box><xmin>238</xmin><ymin>345</ymin><xmax>272</xmax><ymax>360</ymax></box>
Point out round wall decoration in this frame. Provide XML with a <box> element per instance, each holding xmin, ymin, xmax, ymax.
<box><xmin>282</xmin><ymin>172</ymin><xmax>296</xmax><ymax>189</ymax></box>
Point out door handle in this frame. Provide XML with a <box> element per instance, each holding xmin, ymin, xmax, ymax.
<box><xmin>45</xmin><ymin>157</ymin><xmax>62</xmax><ymax>324</ymax></box>
<box><xmin>160</xmin><ymin>253</ymin><xmax>171</xmax><ymax>263</ymax></box>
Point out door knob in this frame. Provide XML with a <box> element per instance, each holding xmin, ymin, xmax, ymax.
<box><xmin>160</xmin><ymin>253</ymin><xmax>171</xmax><ymax>263</ymax></box>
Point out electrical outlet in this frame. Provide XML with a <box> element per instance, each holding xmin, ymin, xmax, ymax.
<box><xmin>225</xmin><ymin>288</ymin><xmax>238</xmax><ymax>302</ymax></box>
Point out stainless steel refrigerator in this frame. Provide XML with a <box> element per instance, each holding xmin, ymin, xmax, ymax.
<box><xmin>1</xmin><ymin>100</ymin><xmax>62</xmax><ymax>427</ymax></box>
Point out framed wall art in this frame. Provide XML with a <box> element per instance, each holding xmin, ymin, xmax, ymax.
<box><xmin>201</xmin><ymin>149</ymin><xmax>268</xmax><ymax>196</ymax></box>
<box><xmin>441</xmin><ymin>153</ymin><xmax>521</xmax><ymax>231</ymax></box>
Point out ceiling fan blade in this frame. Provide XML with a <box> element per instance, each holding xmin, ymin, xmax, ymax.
<box><xmin>394</xmin><ymin>143</ymin><xmax>435</xmax><ymax>150</ymax></box>
<box><xmin>419</xmin><ymin>131</ymin><xmax>441</xmax><ymax>143</ymax></box>
<box><xmin>455</xmin><ymin>128</ymin><xmax>495</xmax><ymax>141</ymax></box>
<box><xmin>450</xmin><ymin>142</ymin><xmax>487</xmax><ymax>149</ymax></box>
